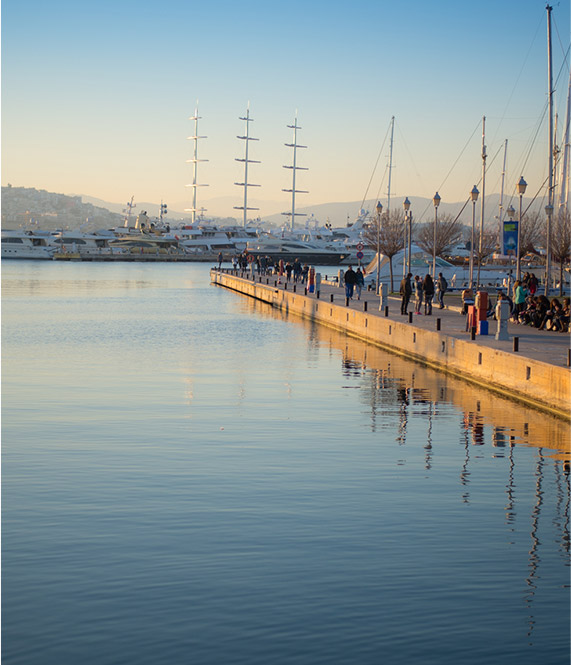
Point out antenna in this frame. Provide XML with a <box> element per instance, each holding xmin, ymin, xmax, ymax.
<box><xmin>185</xmin><ymin>104</ymin><xmax>209</xmax><ymax>225</ymax></box>
<box><xmin>123</xmin><ymin>196</ymin><xmax>136</xmax><ymax>228</ymax></box>
<box><xmin>234</xmin><ymin>106</ymin><xmax>261</xmax><ymax>228</ymax></box>
<box><xmin>282</xmin><ymin>115</ymin><xmax>308</xmax><ymax>231</ymax></box>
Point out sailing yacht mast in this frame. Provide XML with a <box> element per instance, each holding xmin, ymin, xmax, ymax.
<box><xmin>498</xmin><ymin>139</ymin><xmax>508</xmax><ymax>247</ymax></box>
<box><xmin>477</xmin><ymin>116</ymin><xmax>486</xmax><ymax>288</ymax></box>
<box><xmin>234</xmin><ymin>105</ymin><xmax>261</xmax><ymax>228</ymax></box>
<box><xmin>185</xmin><ymin>105</ymin><xmax>209</xmax><ymax>225</ymax></box>
<box><xmin>387</xmin><ymin>116</ymin><xmax>395</xmax><ymax>215</ymax></box>
<box><xmin>559</xmin><ymin>68</ymin><xmax>571</xmax><ymax>212</ymax></box>
<box><xmin>282</xmin><ymin>115</ymin><xmax>308</xmax><ymax>231</ymax></box>
<box><xmin>545</xmin><ymin>4</ymin><xmax>554</xmax><ymax>294</ymax></box>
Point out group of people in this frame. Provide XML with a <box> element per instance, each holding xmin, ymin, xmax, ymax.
<box><xmin>512</xmin><ymin>280</ymin><xmax>569</xmax><ymax>331</ymax></box>
<box><xmin>400</xmin><ymin>272</ymin><xmax>448</xmax><ymax>315</ymax></box>
<box><xmin>343</xmin><ymin>265</ymin><xmax>366</xmax><ymax>300</ymax></box>
<box><xmin>226</xmin><ymin>252</ymin><xmax>310</xmax><ymax>282</ymax></box>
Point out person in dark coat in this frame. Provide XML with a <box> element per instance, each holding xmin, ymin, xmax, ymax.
<box><xmin>400</xmin><ymin>273</ymin><xmax>412</xmax><ymax>314</ymax></box>
<box><xmin>423</xmin><ymin>274</ymin><xmax>435</xmax><ymax>315</ymax></box>
<box><xmin>344</xmin><ymin>265</ymin><xmax>357</xmax><ymax>300</ymax></box>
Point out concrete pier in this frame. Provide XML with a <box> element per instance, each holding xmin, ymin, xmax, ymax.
<box><xmin>211</xmin><ymin>269</ymin><xmax>570</xmax><ymax>420</ymax></box>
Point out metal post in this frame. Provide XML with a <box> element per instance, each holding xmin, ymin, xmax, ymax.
<box><xmin>376</xmin><ymin>202</ymin><xmax>382</xmax><ymax>295</ymax></box>
<box><xmin>517</xmin><ymin>192</ymin><xmax>523</xmax><ymax>282</ymax></box>
<box><xmin>432</xmin><ymin>192</ymin><xmax>440</xmax><ymax>278</ymax></box>
<box><xmin>407</xmin><ymin>210</ymin><xmax>412</xmax><ymax>275</ymax></box>
<box><xmin>470</xmin><ymin>199</ymin><xmax>476</xmax><ymax>287</ymax></box>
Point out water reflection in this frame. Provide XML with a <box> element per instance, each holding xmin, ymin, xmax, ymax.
<box><xmin>241</xmin><ymin>295</ymin><xmax>570</xmax><ymax>644</ymax></box>
<box><xmin>243</xmin><ymin>296</ymin><xmax>570</xmax><ymax>463</ymax></box>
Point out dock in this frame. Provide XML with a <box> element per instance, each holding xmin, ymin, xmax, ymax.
<box><xmin>211</xmin><ymin>268</ymin><xmax>571</xmax><ymax>420</ymax></box>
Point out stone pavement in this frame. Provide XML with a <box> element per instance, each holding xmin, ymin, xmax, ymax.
<box><xmin>296</xmin><ymin>276</ymin><xmax>571</xmax><ymax>370</ymax></box>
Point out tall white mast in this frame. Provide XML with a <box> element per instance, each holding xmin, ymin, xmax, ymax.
<box><xmin>387</xmin><ymin>116</ymin><xmax>395</xmax><ymax>215</ymax></box>
<box><xmin>498</xmin><ymin>139</ymin><xmax>508</xmax><ymax>247</ymax></box>
<box><xmin>234</xmin><ymin>105</ymin><xmax>261</xmax><ymax>228</ymax></box>
<box><xmin>545</xmin><ymin>4</ymin><xmax>554</xmax><ymax>293</ymax></box>
<box><xmin>477</xmin><ymin>116</ymin><xmax>486</xmax><ymax>288</ymax></box>
<box><xmin>185</xmin><ymin>105</ymin><xmax>209</xmax><ymax>225</ymax></box>
<box><xmin>282</xmin><ymin>115</ymin><xmax>308</xmax><ymax>231</ymax></box>
<box><xmin>559</xmin><ymin>68</ymin><xmax>571</xmax><ymax>211</ymax></box>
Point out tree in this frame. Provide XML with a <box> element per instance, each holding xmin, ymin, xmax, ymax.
<box><xmin>550</xmin><ymin>207</ymin><xmax>570</xmax><ymax>295</ymax></box>
<box><xmin>415</xmin><ymin>213</ymin><xmax>464</xmax><ymax>259</ymax></box>
<box><xmin>517</xmin><ymin>210</ymin><xmax>544</xmax><ymax>258</ymax></box>
<box><xmin>362</xmin><ymin>209</ymin><xmax>408</xmax><ymax>292</ymax></box>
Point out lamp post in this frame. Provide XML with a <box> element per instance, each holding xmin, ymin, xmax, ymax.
<box><xmin>506</xmin><ymin>205</ymin><xmax>516</xmax><ymax>288</ymax></box>
<box><xmin>432</xmin><ymin>192</ymin><xmax>441</xmax><ymax>278</ymax></box>
<box><xmin>403</xmin><ymin>197</ymin><xmax>412</xmax><ymax>276</ymax></box>
<box><xmin>544</xmin><ymin>203</ymin><xmax>553</xmax><ymax>296</ymax></box>
<box><xmin>469</xmin><ymin>186</ymin><xmax>479</xmax><ymax>288</ymax></box>
<box><xmin>516</xmin><ymin>176</ymin><xmax>527</xmax><ymax>282</ymax></box>
<box><xmin>376</xmin><ymin>201</ymin><xmax>382</xmax><ymax>294</ymax></box>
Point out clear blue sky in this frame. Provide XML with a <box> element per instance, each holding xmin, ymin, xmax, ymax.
<box><xmin>2</xmin><ymin>0</ymin><xmax>570</xmax><ymax>220</ymax></box>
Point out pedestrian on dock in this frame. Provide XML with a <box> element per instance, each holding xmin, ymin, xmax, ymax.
<box><xmin>414</xmin><ymin>275</ymin><xmax>423</xmax><ymax>314</ymax></box>
<box><xmin>218</xmin><ymin>252</ymin><xmax>223</xmax><ymax>268</ymax></box>
<box><xmin>400</xmin><ymin>273</ymin><xmax>412</xmax><ymax>315</ymax></box>
<box><xmin>436</xmin><ymin>272</ymin><xmax>448</xmax><ymax>309</ymax></box>
<box><xmin>344</xmin><ymin>265</ymin><xmax>357</xmax><ymax>300</ymax></box>
<box><xmin>355</xmin><ymin>267</ymin><xmax>365</xmax><ymax>300</ymax></box>
<box><xmin>423</xmin><ymin>274</ymin><xmax>435</xmax><ymax>315</ymax></box>
<box><xmin>293</xmin><ymin>259</ymin><xmax>302</xmax><ymax>282</ymax></box>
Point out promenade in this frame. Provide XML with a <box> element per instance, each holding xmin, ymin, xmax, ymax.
<box><xmin>211</xmin><ymin>268</ymin><xmax>571</xmax><ymax>419</ymax></box>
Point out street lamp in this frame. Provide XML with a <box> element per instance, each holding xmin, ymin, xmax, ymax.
<box><xmin>376</xmin><ymin>201</ymin><xmax>383</xmax><ymax>294</ymax></box>
<box><xmin>544</xmin><ymin>203</ymin><xmax>553</xmax><ymax>295</ymax></box>
<box><xmin>516</xmin><ymin>176</ymin><xmax>527</xmax><ymax>281</ymax></box>
<box><xmin>469</xmin><ymin>186</ymin><xmax>479</xmax><ymax>288</ymax></box>
<box><xmin>432</xmin><ymin>192</ymin><xmax>441</xmax><ymax>278</ymax></box>
<box><xmin>403</xmin><ymin>197</ymin><xmax>412</xmax><ymax>276</ymax></box>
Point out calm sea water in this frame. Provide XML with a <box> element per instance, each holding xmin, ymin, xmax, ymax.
<box><xmin>2</xmin><ymin>261</ymin><xmax>569</xmax><ymax>665</ymax></box>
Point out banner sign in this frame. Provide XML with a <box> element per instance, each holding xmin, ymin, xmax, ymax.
<box><xmin>502</xmin><ymin>221</ymin><xmax>518</xmax><ymax>257</ymax></box>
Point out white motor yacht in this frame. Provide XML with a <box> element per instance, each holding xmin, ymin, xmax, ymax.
<box><xmin>1</xmin><ymin>229</ymin><xmax>57</xmax><ymax>259</ymax></box>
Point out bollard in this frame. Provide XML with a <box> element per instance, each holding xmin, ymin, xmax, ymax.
<box><xmin>284</xmin><ymin>282</ymin><xmax>287</xmax><ymax>290</ymax></box>
<box><xmin>316</xmin><ymin>291</ymin><xmax>320</xmax><ymax>299</ymax></box>
<box><xmin>305</xmin><ymin>287</ymin><xmax>308</xmax><ymax>296</ymax></box>
<box><xmin>293</xmin><ymin>284</ymin><xmax>296</xmax><ymax>293</ymax></box>
<box><xmin>346</xmin><ymin>297</ymin><xmax>350</xmax><ymax>306</ymax></box>
<box><xmin>568</xmin><ymin>349</ymin><xmax>571</xmax><ymax>367</ymax></box>
<box><xmin>471</xmin><ymin>326</ymin><xmax>476</xmax><ymax>340</ymax></box>
<box><xmin>436</xmin><ymin>317</ymin><xmax>441</xmax><ymax>331</ymax></box>
<box><xmin>513</xmin><ymin>337</ymin><xmax>519</xmax><ymax>353</ymax></box>
<box><xmin>384</xmin><ymin>306</ymin><xmax>389</xmax><ymax>317</ymax></box>
<box><xmin>363</xmin><ymin>301</ymin><xmax>368</xmax><ymax>312</ymax></box>
<box><xmin>330</xmin><ymin>293</ymin><xmax>334</xmax><ymax>303</ymax></box>
<box><xmin>408</xmin><ymin>312</ymin><xmax>413</xmax><ymax>323</ymax></box>
<box><xmin>274</xmin><ymin>280</ymin><xmax>277</xmax><ymax>287</ymax></box>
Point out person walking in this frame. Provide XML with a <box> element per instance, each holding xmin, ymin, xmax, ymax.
<box><xmin>422</xmin><ymin>274</ymin><xmax>435</xmax><ymax>315</ymax></box>
<box><xmin>344</xmin><ymin>265</ymin><xmax>357</xmax><ymax>300</ymax></box>
<box><xmin>436</xmin><ymin>272</ymin><xmax>448</xmax><ymax>309</ymax></box>
<box><xmin>355</xmin><ymin>267</ymin><xmax>365</xmax><ymax>300</ymax></box>
<box><xmin>217</xmin><ymin>252</ymin><xmax>223</xmax><ymax>268</ymax></box>
<box><xmin>400</xmin><ymin>272</ymin><xmax>412</xmax><ymax>314</ymax></box>
<box><xmin>414</xmin><ymin>275</ymin><xmax>423</xmax><ymax>314</ymax></box>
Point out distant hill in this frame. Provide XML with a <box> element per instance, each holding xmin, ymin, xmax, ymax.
<box><xmin>2</xmin><ymin>185</ymin><xmax>546</xmax><ymax>231</ymax></box>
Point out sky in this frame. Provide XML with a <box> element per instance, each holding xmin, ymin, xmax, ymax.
<box><xmin>2</xmin><ymin>0</ymin><xmax>570</xmax><ymax>222</ymax></box>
